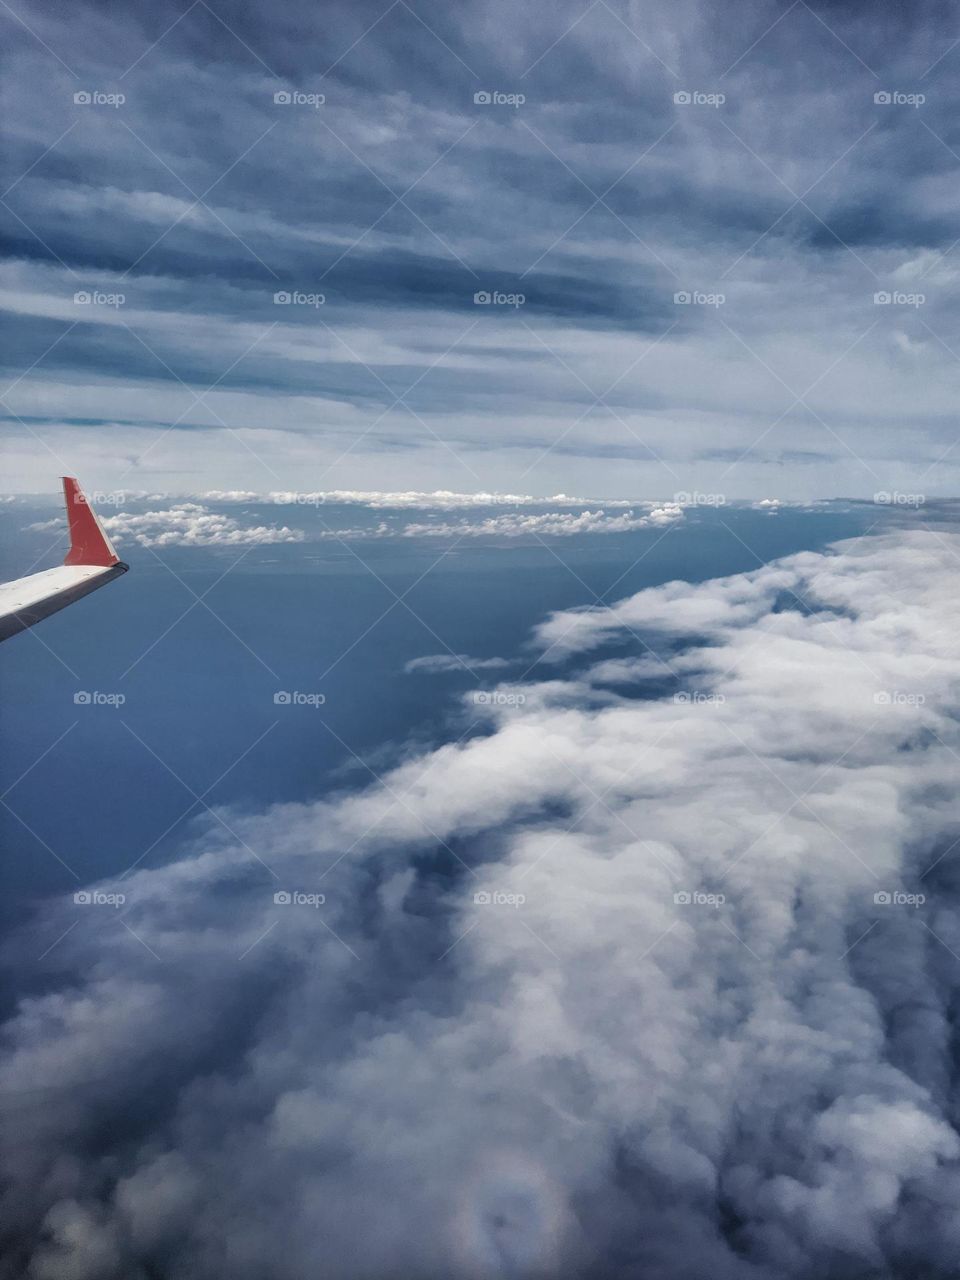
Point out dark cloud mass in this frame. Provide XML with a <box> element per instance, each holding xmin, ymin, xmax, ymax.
<box><xmin>3</xmin><ymin>0</ymin><xmax>960</xmax><ymax>496</ymax></box>
<box><xmin>4</xmin><ymin>530</ymin><xmax>960</xmax><ymax>1277</ymax></box>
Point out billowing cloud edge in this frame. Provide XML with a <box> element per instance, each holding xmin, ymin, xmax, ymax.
<box><xmin>4</xmin><ymin>530</ymin><xmax>960</xmax><ymax>1279</ymax></box>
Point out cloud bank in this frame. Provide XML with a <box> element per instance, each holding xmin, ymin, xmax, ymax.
<box><xmin>4</xmin><ymin>530</ymin><xmax>960</xmax><ymax>1278</ymax></box>
<box><xmin>100</xmin><ymin>503</ymin><xmax>306</xmax><ymax>547</ymax></box>
<box><xmin>5</xmin><ymin>0</ymin><xmax>960</xmax><ymax>496</ymax></box>
<box><xmin>84</xmin><ymin>498</ymin><xmax>684</xmax><ymax>547</ymax></box>
<box><xmin>402</xmin><ymin>505</ymin><xmax>684</xmax><ymax>538</ymax></box>
<box><xmin>267</xmin><ymin>491</ymin><xmax>638</xmax><ymax>510</ymax></box>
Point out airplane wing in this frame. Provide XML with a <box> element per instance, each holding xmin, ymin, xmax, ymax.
<box><xmin>0</xmin><ymin>478</ymin><xmax>129</xmax><ymax>642</ymax></box>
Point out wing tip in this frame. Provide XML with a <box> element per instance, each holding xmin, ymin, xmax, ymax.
<box><xmin>62</xmin><ymin>478</ymin><xmax>121</xmax><ymax>568</ymax></box>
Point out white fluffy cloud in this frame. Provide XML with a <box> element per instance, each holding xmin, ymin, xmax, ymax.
<box><xmin>100</xmin><ymin>504</ymin><xmax>306</xmax><ymax>548</ymax></box>
<box><xmin>4</xmin><ymin>531</ymin><xmax>960</xmax><ymax>1278</ymax></box>
<box><xmin>402</xmin><ymin>505</ymin><xmax>684</xmax><ymax>539</ymax></box>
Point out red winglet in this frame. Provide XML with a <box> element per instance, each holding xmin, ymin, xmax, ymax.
<box><xmin>62</xmin><ymin>477</ymin><xmax>120</xmax><ymax>567</ymax></box>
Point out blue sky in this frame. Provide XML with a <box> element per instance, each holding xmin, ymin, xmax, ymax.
<box><xmin>3</xmin><ymin>0</ymin><xmax>960</xmax><ymax>498</ymax></box>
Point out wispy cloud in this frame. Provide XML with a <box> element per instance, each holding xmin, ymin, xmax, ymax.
<box><xmin>404</xmin><ymin>652</ymin><xmax>514</xmax><ymax>674</ymax></box>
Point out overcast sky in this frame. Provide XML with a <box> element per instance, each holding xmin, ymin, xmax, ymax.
<box><xmin>3</xmin><ymin>0</ymin><xmax>960</xmax><ymax>498</ymax></box>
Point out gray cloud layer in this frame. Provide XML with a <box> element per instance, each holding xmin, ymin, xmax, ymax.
<box><xmin>3</xmin><ymin>0</ymin><xmax>960</xmax><ymax>496</ymax></box>
<box><xmin>4</xmin><ymin>529</ymin><xmax>960</xmax><ymax>1277</ymax></box>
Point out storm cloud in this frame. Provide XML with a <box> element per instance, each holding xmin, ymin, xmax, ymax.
<box><xmin>3</xmin><ymin>0</ymin><xmax>960</xmax><ymax>497</ymax></box>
